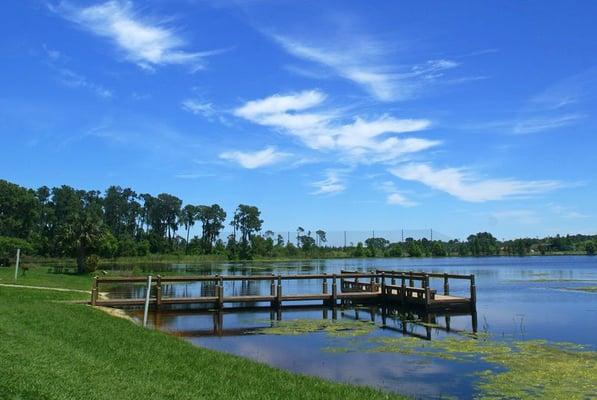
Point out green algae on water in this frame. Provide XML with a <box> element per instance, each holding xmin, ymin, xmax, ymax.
<box><xmin>257</xmin><ymin>319</ymin><xmax>377</xmax><ymax>337</ymax></box>
<box><xmin>564</xmin><ymin>286</ymin><xmax>597</xmax><ymax>293</ymax></box>
<box><xmin>363</xmin><ymin>335</ymin><xmax>597</xmax><ymax>400</ymax></box>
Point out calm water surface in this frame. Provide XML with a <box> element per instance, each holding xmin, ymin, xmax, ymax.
<box><xmin>110</xmin><ymin>256</ymin><xmax>597</xmax><ymax>399</ymax></box>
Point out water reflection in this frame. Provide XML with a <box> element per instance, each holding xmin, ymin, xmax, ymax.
<box><xmin>102</xmin><ymin>256</ymin><xmax>596</xmax><ymax>399</ymax></box>
<box><xmin>130</xmin><ymin>304</ymin><xmax>477</xmax><ymax>341</ymax></box>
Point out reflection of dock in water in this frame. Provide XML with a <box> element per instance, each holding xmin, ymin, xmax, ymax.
<box><xmin>91</xmin><ymin>270</ymin><xmax>476</xmax><ymax>313</ymax></box>
<box><xmin>131</xmin><ymin>304</ymin><xmax>477</xmax><ymax>339</ymax></box>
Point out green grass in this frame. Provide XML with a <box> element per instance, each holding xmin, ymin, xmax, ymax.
<box><xmin>0</xmin><ymin>266</ymin><xmax>93</xmax><ymax>291</ymax></box>
<box><xmin>0</xmin><ymin>282</ymin><xmax>403</xmax><ymax>399</ymax></box>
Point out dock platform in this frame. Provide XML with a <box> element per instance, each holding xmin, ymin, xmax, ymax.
<box><xmin>90</xmin><ymin>270</ymin><xmax>476</xmax><ymax>312</ymax></box>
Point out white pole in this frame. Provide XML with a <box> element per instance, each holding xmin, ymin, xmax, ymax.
<box><xmin>14</xmin><ymin>248</ymin><xmax>21</xmax><ymax>282</ymax></box>
<box><xmin>143</xmin><ymin>275</ymin><xmax>152</xmax><ymax>327</ymax></box>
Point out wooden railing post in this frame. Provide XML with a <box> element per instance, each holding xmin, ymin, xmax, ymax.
<box><xmin>270</xmin><ymin>275</ymin><xmax>276</xmax><ymax>307</ymax></box>
<box><xmin>276</xmin><ymin>275</ymin><xmax>282</xmax><ymax>307</ymax></box>
<box><xmin>91</xmin><ymin>276</ymin><xmax>98</xmax><ymax>305</ymax></box>
<box><xmin>331</xmin><ymin>274</ymin><xmax>337</xmax><ymax>306</ymax></box>
<box><xmin>469</xmin><ymin>274</ymin><xmax>477</xmax><ymax>304</ymax></box>
<box><xmin>380</xmin><ymin>272</ymin><xmax>386</xmax><ymax>297</ymax></box>
<box><xmin>443</xmin><ymin>273</ymin><xmax>449</xmax><ymax>295</ymax></box>
<box><xmin>156</xmin><ymin>275</ymin><xmax>162</xmax><ymax>310</ymax></box>
<box><xmin>409</xmin><ymin>272</ymin><xmax>414</xmax><ymax>287</ymax></box>
<box><xmin>401</xmin><ymin>275</ymin><xmax>406</xmax><ymax>304</ymax></box>
<box><xmin>424</xmin><ymin>274</ymin><xmax>431</xmax><ymax>308</ymax></box>
<box><xmin>217</xmin><ymin>276</ymin><xmax>223</xmax><ymax>309</ymax></box>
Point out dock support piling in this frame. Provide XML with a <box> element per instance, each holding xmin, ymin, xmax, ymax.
<box><xmin>156</xmin><ymin>275</ymin><xmax>162</xmax><ymax>310</ymax></box>
<box><xmin>469</xmin><ymin>274</ymin><xmax>477</xmax><ymax>304</ymax></box>
<box><xmin>276</xmin><ymin>275</ymin><xmax>282</xmax><ymax>307</ymax></box>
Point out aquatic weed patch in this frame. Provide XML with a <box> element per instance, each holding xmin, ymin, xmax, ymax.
<box><xmin>564</xmin><ymin>286</ymin><xmax>597</xmax><ymax>293</ymax></box>
<box><xmin>257</xmin><ymin>319</ymin><xmax>377</xmax><ymax>337</ymax></box>
<box><xmin>477</xmin><ymin>340</ymin><xmax>597</xmax><ymax>399</ymax></box>
<box><xmin>363</xmin><ymin>334</ymin><xmax>597</xmax><ymax>399</ymax></box>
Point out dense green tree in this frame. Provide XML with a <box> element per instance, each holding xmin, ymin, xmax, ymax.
<box><xmin>231</xmin><ymin>204</ymin><xmax>262</xmax><ymax>246</ymax></box>
<box><xmin>467</xmin><ymin>232</ymin><xmax>498</xmax><ymax>256</ymax></box>
<box><xmin>586</xmin><ymin>241</ymin><xmax>595</xmax><ymax>255</ymax></box>
<box><xmin>0</xmin><ymin>180</ymin><xmax>38</xmax><ymax>239</ymax></box>
<box><xmin>197</xmin><ymin>204</ymin><xmax>226</xmax><ymax>251</ymax></box>
<box><xmin>406</xmin><ymin>241</ymin><xmax>423</xmax><ymax>257</ymax></box>
<box><xmin>52</xmin><ymin>187</ymin><xmax>106</xmax><ymax>272</ymax></box>
<box><xmin>431</xmin><ymin>242</ymin><xmax>447</xmax><ymax>257</ymax></box>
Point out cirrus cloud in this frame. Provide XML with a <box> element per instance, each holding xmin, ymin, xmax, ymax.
<box><xmin>390</xmin><ymin>163</ymin><xmax>563</xmax><ymax>202</ymax></box>
<box><xmin>52</xmin><ymin>0</ymin><xmax>226</xmax><ymax>71</ymax></box>
<box><xmin>219</xmin><ymin>146</ymin><xmax>290</xmax><ymax>169</ymax></box>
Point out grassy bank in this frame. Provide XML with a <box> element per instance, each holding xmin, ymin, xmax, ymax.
<box><xmin>0</xmin><ymin>269</ymin><xmax>402</xmax><ymax>400</ymax></box>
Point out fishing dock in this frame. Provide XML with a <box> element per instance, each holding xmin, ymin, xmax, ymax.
<box><xmin>91</xmin><ymin>270</ymin><xmax>476</xmax><ymax>312</ymax></box>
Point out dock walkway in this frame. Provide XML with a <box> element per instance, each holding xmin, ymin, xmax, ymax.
<box><xmin>91</xmin><ymin>270</ymin><xmax>476</xmax><ymax>312</ymax></box>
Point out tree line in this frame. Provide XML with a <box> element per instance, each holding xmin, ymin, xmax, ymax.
<box><xmin>1</xmin><ymin>179</ymin><xmax>595</xmax><ymax>272</ymax></box>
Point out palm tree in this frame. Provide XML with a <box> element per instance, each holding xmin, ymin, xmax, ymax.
<box><xmin>181</xmin><ymin>204</ymin><xmax>197</xmax><ymax>252</ymax></box>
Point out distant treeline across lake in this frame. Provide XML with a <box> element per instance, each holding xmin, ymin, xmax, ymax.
<box><xmin>1</xmin><ymin>179</ymin><xmax>596</xmax><ymax>272</ymax></box>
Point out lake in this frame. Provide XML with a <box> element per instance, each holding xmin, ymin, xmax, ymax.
<box><xmin>108</xmin><ymin>256</ymin><xmax>597</xmax><ymax>399</ymax></box>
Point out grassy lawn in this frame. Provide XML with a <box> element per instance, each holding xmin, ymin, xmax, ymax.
<box><xmin>0</xmin><ymin>268</ymin><xmax>403</xmax><ymax>400</ymax></box>
<box><xmin>0</xmin><ymin>265</ymin><xmax>93</xmax><ymax>291</ymax></box>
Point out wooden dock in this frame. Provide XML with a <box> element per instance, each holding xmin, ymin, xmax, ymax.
<box><xmin>90</xmin><ymin>270</ymin><xmax>476</xmax><ymax>312</ymax></box>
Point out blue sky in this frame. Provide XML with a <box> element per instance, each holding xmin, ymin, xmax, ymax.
<box><xmin>1</xmin><ymin>1</ymin><xmax>596</xmax><ymax>239</ymax></box>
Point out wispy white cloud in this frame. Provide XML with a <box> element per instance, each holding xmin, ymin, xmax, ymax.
<box><xmin>379</xmin><ymin>181</ymin><xmax>417</xmax><ymax>207</ymax></box>
<box><xmin>272</xmin><ymin>35</ymin><xmax>460</xmax><ymax>101</ymax></box>
<box><xmin>181</xmin><ymin>99</ymin><xmax>216</xmax><ymax>118</ymax></box>
<box><xmin>490</xmin><ymin>210</ymin><xmax>540</xmax><ymax>225</ymax></box>
<box><xmin>390</xmin><ymin>163</ymin><xmax>563</xmax><ymax>202</ymax></box>
<box><xmin>547</xmin><ymin>203</ymin><xmax>590</xmax><ymax>219</ymax></box>
<box><xmin>175</xmin><ymin>172</ymin><xmax>216</xmax><ymax>179</ymax></box>
<box><xmin>42</xmin><ymin>45</ymin><xmax>112</xmax><ymax>98</ymax></box>
<box><xmin>56</xmin><ymin>67</ymin><xmax>113</xmax><ymax>98</ymax></box>
<box><xmin>219</xmin><ymin>146</ymin><xmax>290</xmax><ymax>169</ymax></box>
<box><xmin>52</xmin><ymin>1</ymin><xmax>225</xmax><ymax>71</ymax></box>
<box><xmin>234</xmin><ymin>90</ymin><xmax>437</xmax><ymax>163</ymax></box>
<box><xmin>513</xmin><ymin>114</ymin><xmax>584</xmax><ymax>134</ymax></box>
<box><xmin>311</xmin><ymin>170</ymin><xmax>346</xmax><ymax>195</ymax></box>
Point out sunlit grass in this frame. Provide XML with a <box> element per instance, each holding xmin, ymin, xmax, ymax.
<box><xmin>0</xmin><ymin>286</ymin><xmax>403</xmax><ymax>400</ymax></box>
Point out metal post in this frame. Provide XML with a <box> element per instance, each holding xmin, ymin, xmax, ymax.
<box><xmin>143</xmin><ymin>275</ymin><xmax>152</xmax><ymax>327</ymax></box>
<box><xmin>14</xmin><ymin>248</ymin><xmax>20</xmax><ymax>282</ymax></box>
<box><xmin>91</xmin><ymin>276</ymin><xmax>99</xmax><ymax>306</ymax></box>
